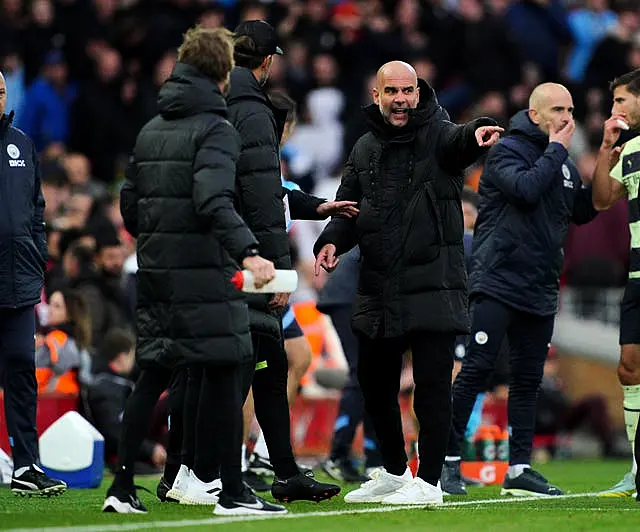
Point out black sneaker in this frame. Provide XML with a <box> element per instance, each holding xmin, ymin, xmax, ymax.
<box><xmin>214</xmin><ymin>487</ymin><xmax>287</xmax><ymax>516</ymax></box>
<box><xmin>11</xmin><ymin>465</ymin><xmax>67</xmax><ymax>497</ymax></box>
<box><xmin>272</xmin><ymin>472</ymin><xmax>341</xmax><ymax>503</ymax></box>
<box><xmin>501</xmin><ymin>468</ymin><xmax>563</xmax><ymax>497</ymax></box>
<box><xmin>242</xmin><ymin>470</ymin><xmax>271</xmax><ymax>492</ymax></box>
<box><xmin>322</xmin><ymin>458</ymin><xmax>368</xmax><ymax>483</ymax></box>
<box><xmin>102</xmin><ymin>483</ymin><xmax>149</xmax><ymax>513</ymax></box>
<box><xmin>156</xmin><ymin>476</ymin><xmax>178</xmax><ymax>503</ymax></box>
<box><xmin>247</xmin><ymin>453</ymin><xmax>275</xmax><ymax>477</ymax></box>
<box><xmin>440</xmin><ymin>461</ymin><xmax>467</xmax><ymax>496</ymax></box>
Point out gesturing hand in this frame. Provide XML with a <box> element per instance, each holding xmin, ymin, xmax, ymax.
<box><xmin>316</xmin><ymin>201</ymin><xmax>359</xmax><ymax>219</ymax></box>
<box><xmin>314</xmin><ymin>244</ymin><xmax>339</xmax><ymax>275</ymax></box>
<box><xmin>475</xmin><ymin>126</ymin><xmax>504</xmax><ymax>147</ymax></box>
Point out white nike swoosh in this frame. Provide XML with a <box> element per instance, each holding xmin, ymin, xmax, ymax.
<box><xmin>234</xmin><ymin>500</ymin><xmax>265</xmax><ymax>510</ymax></box>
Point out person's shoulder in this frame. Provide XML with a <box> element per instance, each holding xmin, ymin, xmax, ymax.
<box><xmin>352</xmin><ymin>131</ymin><xmax>376</xmax><ymax>151</ymax></box>
<box><xmin>5</xmin><ymin>125</ymin><xmax>36</xmax><ymax>154</ymax></box>
<box><xmin>621</xmin><ymin>135</ymin><xmax>640</xmax><ymax>156</ymax></box>
<box><xmin>7</xmin><ymin>124</ymin><xmax>32</xmax><ymax>143</ymax></box>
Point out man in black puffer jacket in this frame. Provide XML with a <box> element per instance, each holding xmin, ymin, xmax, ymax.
<box><xmin>441</xmin><ymin>83</ymin><xmax>597</xmax><ymax>498</ymax></box>
<box><xmin>314</xmin><ymin>61</ymin><xmax>502</xmax><ymax>505</ymax></box>
<box><xmin>0</xmin><ymin>72</ymin><xmax>67</xmax><ymax>498</ymax></box>
<box><xmin>217</xmin><ymin>20</ymin><xmax>340</xmax><ymax>504</ymax></box>
<box><xmin>102</xmin><ymin>27</ymin><xmax>283</xmax><ymax>516</ymax></box>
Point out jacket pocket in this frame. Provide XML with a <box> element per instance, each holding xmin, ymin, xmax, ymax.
<box><xmin>402</xmin><ymin>184</ymin><xmax>442</xmax><ymax>265</ymax></box>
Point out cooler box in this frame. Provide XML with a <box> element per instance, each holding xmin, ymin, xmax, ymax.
<box><xmin>38</xmin><ymin>411</ymin><xmax>104</xmax><ymax>488</ymax></box>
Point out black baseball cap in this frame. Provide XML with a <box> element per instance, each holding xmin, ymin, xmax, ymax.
<box><xmin>233</xmin><ymin>20</ymin><xmax>283</xmax><ymax>56</ymax></box>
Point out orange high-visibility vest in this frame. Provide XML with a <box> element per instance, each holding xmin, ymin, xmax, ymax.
<box><xmin>35</xmin><ymin>330</ymin><xmax>80</xmax><ymax>396</ymax></box>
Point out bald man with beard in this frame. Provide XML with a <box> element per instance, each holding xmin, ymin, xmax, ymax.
<box><xmin>440</xmin><ymin>83</ymin><xmax>598</xmax><ymax>498</ymax></box>
<box><xmin>314</xmin><ymin>61</ymin><xmax>502</xmax><ymax>506</ymax></box>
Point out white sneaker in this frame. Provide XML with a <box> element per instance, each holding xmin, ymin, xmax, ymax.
<box><xmin>344</xmin><ymin>467</ymin><xmax>413</xmax><ymax>503</ymax></box>
<box><xmin>382</xmin><ymin>477</ymin><xmax>443</xmax><ymax>506</ymax></box>
<box><xmin>180</xmin><ymin>472</ymin><xmax>222</xmax><ymax>505</ymax></box>
<box><xmin>166</xmin><ymin>465</ymin><xmax>191</xmax><ymax>503</ymax></box>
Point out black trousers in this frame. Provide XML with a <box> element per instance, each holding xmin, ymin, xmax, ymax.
<box><xmin>116</xmin><ymin>364</ymin><xmax>172</xmax><ymax>484</ymax></box>
<box><xmin>117</xmin><ymin>361</ymin><xmax>245</xmax><ymax>497</ymax></box>
<box><xmin>447</xmin><ymin>295</ymin><xmax>555</xmax><ymax>465</ymax></box>
<box><xmin>244</xmin><ymin>330</ymin><xmax>299</xmax><ymax>480</ymax></box>
<box><xmin>358</xmin><ymin>331</ymin><xmax>455</xmax><ymax>485</ymax></box>
<box><xmin>192</xmin><ymin>363</ymin><xmax>245</xmax><ymax>495</ymax></box>
<box><xmin>327</xmin><ymin>306</ymin><xmax>382</xmax><ymax>468</ymax></box>
<box><xmin>164</xmin><ymin>369</ymin><xmax>186</xmax><ymax>482</ymax></box>
<box><xmin>0</xmin><ymin>306</ymin><xmax>38</xmax><ymax>469</ymax></box>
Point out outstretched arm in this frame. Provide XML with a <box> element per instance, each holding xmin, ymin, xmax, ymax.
<box><xmin>437</xmin><ymin>117</ymin><xmax>502</xmax><ymax>171</ymax></box>
<box><xmin>313</xmin><ymin>153</ymin><xmax>362</xmax><ymax>258</ymax></box>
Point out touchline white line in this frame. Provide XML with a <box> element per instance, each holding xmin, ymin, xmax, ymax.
<box><xmin>6</xmin><ymin>491</ymin><xmax>627</xmax><ymax>532</ymax></box>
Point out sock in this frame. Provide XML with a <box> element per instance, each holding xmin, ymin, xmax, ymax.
<box><xmin>241</xmin><ymin>444</ymin><xmax>248</xmax><ymax>473</ymax></box>
<box><xmin>623</xmin><ymin>385</ymin><xmax>640</xmax><ymax>475</ymax></box>
<box><xmin>445</xmin><ymin>456</ymin><xmax>461</xmax><ymax>462</ymax></box>
<box><xmin>253</xmin><ymin>430</ymin><xmax>270</xmax><ymax>460</ymax></box>
<box><xmin>507</xmin><ymin>464</ymin><xmax>530</xmax><ymax>479</ymax></box>
<box><xmin>13</xmin><ymin>466</ymin><xmax>30</xmax><ymax>478</ymax></box>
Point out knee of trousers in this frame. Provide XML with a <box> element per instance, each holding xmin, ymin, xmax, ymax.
<box><xmin>3</xmin><ymin>350</ymin><xmax>35</xmax><ymax>371</ymax></box>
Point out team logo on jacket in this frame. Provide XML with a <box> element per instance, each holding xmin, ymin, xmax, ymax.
<box><xmin>561</xmin><ymin>164</ymin><xmax>573</xmax><ymax>188</ymax></box>
<box><xmin>7</xmin><ymin>144</ymin><xmax>20</xmax><ymax>159</ymax></box>
<box><xmin>6</xmin><ymin>144</ymin><xmax>25</xmax><ymax>167</ymax></box>
<box><xmin>475</xmin><ymin>331</ymin><xmax>488</xmax><ymax>345</ymax></box>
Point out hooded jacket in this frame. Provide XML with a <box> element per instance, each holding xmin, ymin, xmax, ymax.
<box><xmin>469</xmin><ymin>109</ymin><xmax>597</xmax><ymax>315</ymax></box>
<box><xmin>315</xmin><ymin>80</ymin><xmax>497</xmax><ymax>338</ymax></box>
<box><xmin>120</xmin><ymin>62</ymin><xmax>257</xmax><ymax>368</ymax></box>
<box><xmin>0</xmin><ymin>111</ymin><xmax>47</xmax><ymax>309</ymax></box>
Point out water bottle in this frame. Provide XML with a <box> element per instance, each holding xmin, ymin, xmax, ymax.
<box><xmin>496</xmin><ymin>429</ymin><xmax>509</xmax><ymax>461</ymax></box>
<box><xmin>475</xmin><ymin>426</ymin><xmax>496</xmax><ymax>461</ymax></box>
<box><xmin>463</xmin><ymin>437</ymin><xmax>477</xmax><ymax>461</ymax></box>
<box><xmin>230</xmin><ymin>269</ymin><xmax>298</xmax><ymax>293</ymax></box>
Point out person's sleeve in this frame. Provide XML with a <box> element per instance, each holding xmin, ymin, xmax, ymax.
<box><xmin>120</xmin><ymin>156</ymin><xmax>139</xmax><ymax>238</ymax></box>
<box><xmin>436</xmin><ymin>116</ymin><xmax>498</xmax><ymax>171</ymax></box>
<box><xmin>30</xmin><ymin>144</ymin><xmax>47</xmax><ymax>265</ymax></box>
<box><xmin>313</xmin><ymin>151</ymin><xmax>361</xmax><ymax>257</ymax></box>
<box><xmin>484</xmin><ymin>141</ymin><xmax>568</xmax><ymax>205</ymax></box>
<box><xmin>571</xmin><ymin>186</ymin><xmax>598</xmax><ymax>225</ymax></box>
<box><xmin>192</xmin><ymin>121</ymin><xmax>259</xmax><ymax>263</ymax></box>
<box><xmin>286</xmin><ymin>188</ymin><xmax>326</xmax><ymax>220</ymax></box>
<box><xmin>611</xmin><ymin>154</ymin><xmax>624</xmax><ymax>184</ymax></box>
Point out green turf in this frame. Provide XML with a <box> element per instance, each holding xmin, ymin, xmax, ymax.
<box><xmin>1</xmin><ymin>460</ymin><xmax>639</xmax><ymax>531</ymax></box>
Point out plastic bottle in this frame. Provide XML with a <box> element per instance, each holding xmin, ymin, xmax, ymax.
<box><xmin>475</xmin><ymin>425</ymin><xmax>496</xmax><ymax>461</ymax></box>
<box><xmin>230</xmin><ymin>269</ymin><xmax>298</xmax><ymax>293</ymax></box>
<box><xmin>496</xmin><ymin>428</ymin><xmax>509</xmax><ymax>462</ymax></box>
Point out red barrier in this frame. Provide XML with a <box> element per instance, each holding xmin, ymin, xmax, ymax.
<box><xmin>0</xmin><ymin>391</ymin><xmax>78</xmax><ymax>456</ymax></box>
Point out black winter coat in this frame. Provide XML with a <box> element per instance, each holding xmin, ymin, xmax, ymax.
<box><xmin>314</xmin><ymin>80</ymin><xmax>496</xmax><ymax>338</ymax></box>
<box><xmin>120</xmin><ymin>62</ymin><xmax>258</xmax><ymax>368</ymax></box>
<box><xmin>0</xmin><ymin>112</ymin><xmax>47</xmax><ymax>309</ymax></box>
<box><xmin>469</xmin><ymin>110</ymin><xmax>597</xmax><ymax>316</ymax></box>
<box><xmin>316</xmin><ymin>247</ymin><xmax>361</xmax><ymax>314</ymax></box>
<box><xmin>226</xmin><ymin>67</ymin><xmax>290</xmax><ymax>317</ymax></box>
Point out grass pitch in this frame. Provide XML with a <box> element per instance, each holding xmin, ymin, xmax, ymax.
<box><xmin>1</xmin><ymin>459</ymin><xmax>639</xmax><ymax>531</ymax></box>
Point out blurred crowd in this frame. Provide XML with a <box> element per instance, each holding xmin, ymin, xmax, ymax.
<box><xmin>1</xmin><ymin>0</ymin><xmax>638</xmax><ymax>401</ymax></box>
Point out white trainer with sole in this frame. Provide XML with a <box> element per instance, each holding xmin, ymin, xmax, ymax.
<box><xmin>344</xmin><ymin>467</ymin><xmax>413</xmax><ymax>503</ymax></box>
